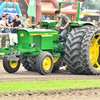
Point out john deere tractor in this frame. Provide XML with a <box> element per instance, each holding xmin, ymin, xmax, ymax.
<box><xmin>1</xmin><ymin>2</ymin><xmax>100</xmax><ymax>75</ymax></box>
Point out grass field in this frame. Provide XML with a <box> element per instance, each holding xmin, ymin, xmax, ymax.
<box><xmin>0</xmin><ymin>80</ymin><xmax>100</xmax><ymax>93</ymax></box>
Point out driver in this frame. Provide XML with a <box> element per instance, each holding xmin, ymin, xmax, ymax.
<box><xmin>55</xmin><ymin>10</ymin><xmax>71</xmax><ymax>42</ymax></box>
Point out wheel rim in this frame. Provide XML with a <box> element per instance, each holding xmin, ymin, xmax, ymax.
<box><xmin>9</xmin><ymin>61</ymin><xmax>18</xmax><ymax>68</ymax></box>
<box><xmin>89</xmin><ymin>33</ymin><xmax>100</xmax><ymax>70</ymax></box>
<box><xmin>43</xmin><ymin>57</ymin><xmax>51</xmax><ymax>70</ymax></box>
<box><xmin>53</xmin><ymin>57</ymin><xmax>59</xmax><ymax>63</ymax></box>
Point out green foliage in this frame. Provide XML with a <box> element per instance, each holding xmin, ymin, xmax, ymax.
<box><xmin>0</xmin><ymin>80</ymin><xmax>100</xmax><ymax>93</ymax></box>
<box><xmin>82</xmin><ymin>0</ymin><xmax>100</xmax><ymax>10</ymax></box>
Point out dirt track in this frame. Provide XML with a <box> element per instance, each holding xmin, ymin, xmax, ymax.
<box><xmin>1</xmin><ymin>61</ymin><xmax>100</xmax><ymax>82</ymax></box>
<box><xmin>1</xmin><ymin>61</ymin><xmax>100</xmax><ymax>100</ymax></box>
<box><xmin>1</xmin><ymin>89</ymin><xmax>100</xmax><ymax>100</ymax></box>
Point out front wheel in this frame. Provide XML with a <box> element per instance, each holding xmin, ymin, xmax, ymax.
<box><xmin>3</xmin><ymin>56</ymin><xmax>20</xmax><ymax>73</ymax></box>
<box><xmin>36</xmin><ymin>52</ymin><xmax>54</xmax><ymax>75</ymax></box>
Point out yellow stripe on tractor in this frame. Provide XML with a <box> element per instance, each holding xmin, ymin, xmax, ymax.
<box><xmin>30</xmin><ymin>33</ymin><xmax>58</xmax><ymax>36</ymax></box>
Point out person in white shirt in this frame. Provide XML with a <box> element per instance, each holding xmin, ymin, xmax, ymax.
<box><xmin>21</xmin><ymin>15</ymin><xmax>29</xmax><ymax>28</ymax></box>
<box><xmin>0</xmin><ymin>15</ymin><xmax>8</xmax><ymax>33</ymax></box>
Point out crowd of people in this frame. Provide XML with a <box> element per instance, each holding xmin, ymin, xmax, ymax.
<box><xmin>0</xmin><ymin>13</ymin><xmax>30</xmax><ymax>33</ymax></box>
<box><xmin>1</xmin><ymin>12</ymin><xmax>100</xmax><ymax>34</ymax></box>
<box><xmin>86</xmin><ymin>17</ymin><xmax>100</xmax><ymax>27</ymax></box>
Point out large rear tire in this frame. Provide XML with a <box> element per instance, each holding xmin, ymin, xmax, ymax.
<box><xmin>81</xmin><ymin>27</ymin><xmax>100</xmax><ymax>75</ymax></box>
<box><xmin>3</xmin><ymin>55</ymin><xmax>20</xmax><ymax>73</ymax></box>
<box><xmin>64</xmin><ymin>25</ymin><xmax>100</xmax><ymax>75</ymax></box>
<box><xmin>22</xmin><ymin>57</ymin><xmax>37</xmax><ymax>71</ymax></box>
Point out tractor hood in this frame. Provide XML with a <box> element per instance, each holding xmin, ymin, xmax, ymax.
<box><xmin>42</xmin><ymin>20</ymin><xmax>57</xmax><ymax>24</ymax></box>
<box><xmin>69</xmin><ymin>21</ymin><xmax>94</xmax><ymax>26</ymax></box>
<box><xmin>17</xmin><ymin>28</ymin><xmax>58</xmax><ymax>36</ymax></box>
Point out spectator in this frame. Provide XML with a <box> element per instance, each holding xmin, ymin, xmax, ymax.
<box><xmin>27</xmin><ymin>18</ymin><xmax>29</xmax><ymax>23</ymax></box>
<box><xmin>98</xmin><ymin>23</ymin><xmax>100</xmax><ymax>28</ymax></box>
<box><xmin>21</xmin><ymin>15</ymin><xmax>29</xmax><ymax>28</ymax></box>
<box><xmin>97</xmin><ymin>19</ymin><xmax>100</xmax><ymax>27</ymax></box>
<box><xmin>0</xmin><ymin>13</ymin><xmax>6</xmax><ymax>20</ymax></box>
<box><xmin>46</xmin><ymin>16</ymin><xmax>50</xmax><ymax>20</ymax></box>
<box><xmin>11</xmin><ymin>15</ymin><xmax>21</xmax><ymax>33</ymax></box>
<box><xmin>19</xmin><ymin>14</ymin><xmax>23</xmax><ymax>21</ymax></box>
<box><xmin>95</xmin><ymin>21</ymin><xmax>98</xmax><ymax>26</ymax></box>
<box><xmin>0</xmin><ymin>15</ymin><xmax>8</xmax><ymax>33</ymax></box>
<box><xmin>87</xmin><ymin>18</ymin><xmax>91</xmax><ymax>23</ymax></box>
<box><xmin>10</xmin><ymin>16</ymin><xmax>15</xmax><ymax>25</ymax></box>
<box><xmin>92</xmin><ymin>20</ymin><xmax>96</xmax><ymax>25</ymax></box>
<box><xmin>5</xmin><ymin>13</ymin><xmax>10</xmax><ymax>27</ymax></box>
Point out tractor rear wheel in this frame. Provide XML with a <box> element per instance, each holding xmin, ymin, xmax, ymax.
<box><xmin>22</xmin><ymin>57</ymin><xmax>37</xmax><ymax>71</ymax></box>
<box><xmin>64</xmin><ymin>25</ymin><xmax>100</xmax><ymax>75</ymax></box>
<box><xmin>81</xmin><ymin>27</ymin><xmax>100</xmax><ymax>75</ymax></box>
<box><xmin>36</xmin><ymin>52</ymin><xmax>54</xmax><ymax>75</ymax></box>
<box><xmin>3</xmin><ymin>55</ymin><xmax>20</xmax><ymax>73</ymax></box>
<box><xmin>52</xmin><ymin>57</ymin><xmax>63</xmax><ymax>72</ymax></box>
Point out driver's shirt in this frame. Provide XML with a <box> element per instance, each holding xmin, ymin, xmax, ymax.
<box><xmin>58</xmin><ymin>14</ymin><xmax>70</xmax><ymax>29</ymax></box>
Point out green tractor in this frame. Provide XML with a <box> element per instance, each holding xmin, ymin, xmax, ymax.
<box><xmin>2</xmin><ymin>29</ymin><xmax>64</xmax><ymax>75</ymax></box>
<box><xmin>1</xmin><ymin>2</ymin><xmax>100</xmax><ymax>75</ymax></box>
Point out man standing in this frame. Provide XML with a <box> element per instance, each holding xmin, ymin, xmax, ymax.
<box><xmin>11</xmin><ymin>15</ymin><xmax>21</xmax><ymax>33</ymax></box>
<box><xmin>55</xmin><ymin>10</ymin><xmax>71</xmax><ymax>42</ymax></box>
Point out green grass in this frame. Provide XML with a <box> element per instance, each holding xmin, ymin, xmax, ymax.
<box><xmin>0</xmin><ymin>80</ymin><xmax>100</xmax><ymax>93</ymax></box>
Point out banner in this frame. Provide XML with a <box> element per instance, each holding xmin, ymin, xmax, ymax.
<box><xmin>27</xmin><ymin>0</ymin><xmax>36</xmax><ymax>17</ymax></box>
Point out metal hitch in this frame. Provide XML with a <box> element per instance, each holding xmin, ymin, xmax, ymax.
<box><xmin>6</xmin><ymin>48</ymin><xmax>20</xmax><ymax>61</ymax></box>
